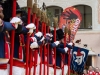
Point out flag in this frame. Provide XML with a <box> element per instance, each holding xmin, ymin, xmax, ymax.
<box><xmin>59</xmin><ymin>7</ymin><xmax>82</xmax><ymax>42</ymax></box>
<box><xmin>70</xmin><ymin>46</ymin><xmax>89</xmax><ymax>73</ymax></box>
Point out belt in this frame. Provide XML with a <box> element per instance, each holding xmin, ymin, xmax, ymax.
<box><xmin>0</xmin><ymin>64</ymin><xmax>7</xmax><ymax>69</ymax></box>
<box><xmin>9</xmin><ymin>59</ymin><xmax>26</xmax><ymax>68</ymax></box>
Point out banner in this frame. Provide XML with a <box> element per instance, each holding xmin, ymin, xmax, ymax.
<box><xmin>59</xmin><ymin>7</ymin><xmax>82</xmax><ymax>42</ymax></box>
<box><xmin>70</xmin><ymin>46</ymin><xmax>89</xmax><ymax>73</ymax></box>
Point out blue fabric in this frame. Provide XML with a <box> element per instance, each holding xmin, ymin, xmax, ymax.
<box><xmin>0</xmin><ymin>22</ymin><xmax>16</xmax><ymax>58</ymax></box>
<box><xmin>3</xmin><ymin>22</ymin><xmax>15</xmax><ymax>31</ymax></box>
<box><xmin>14</xmin><ymin>34</ymin><xmax>20</xmax><ymax>59</ymax></box>
<box><xmin>50</xmin><ymin>43</ymin><xmax>56</xmax><ymax>48</ymax></box>
<box><xmin>59</xmin><ymin>43</ymin><xmax>73</xmax><ymax>49</ymax></box>
<box><xmin>0</xmin><ymin>32</ymin><xmax>5</xmax><ymax>58</ymax></box>
<box><xmin>70</xmin><ymin>46</ymin><xmax>89</xmax><ymax>73</ymax></box>
<box><xmin>13</xmin><ymin>26</ymin><xmax>28</xmax><ymax>62</ymax></box>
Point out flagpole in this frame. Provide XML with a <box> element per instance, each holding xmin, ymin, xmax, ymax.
<box><xmin>26</xmin><ymin>0</ymin><xmax>32</xmax><ymax>75</ymax></box>
<box><xmin>47</xmin><ymin>19</ymin><xmax>50</xmax><ymax>75</ymax></box>
<box><xmin>39</xmin><ymin>11</ymin><xmax>45</xmax><ymax>75</ymax></box>
<box><xmin>62</xmin><ymin>27</ymin><xmax>68</xmax><ymax>75</ymax></box>
<box><xmin>68</xmin><ymin>29</ymin><xmax>71</xmax><ymax>75</ymax></box>
<box><xmin>53</xmin><ymin>17</ymin><xmax>58</xmax><ymax>75</ymax></box>
<box><xmin>9</xmin><ymin>0</ymin><xmax>16</xmax><ymax>75</ymax></box>
<box><xmin>31</xmin><ymin>3</ymin><xmax>38</xmax><ymax>75</ymax></box>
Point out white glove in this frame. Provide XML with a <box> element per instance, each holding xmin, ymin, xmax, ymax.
<box><xmin>68</xmin><ymin>42</ymin><xmax>73</xmax><ymax>46</ymax></box>
<box><xmin>26</xmin><ymin>23</ymin><xmax>36</xmax><ymax>34</ymax></box>
<box><xmin>40</xmin><ymin>36</ymin><xmax>45</xmax><ymax>42</ymax></box>
<box><xmin>54</xmin><ymin>41</ymin><xmax>60</xmax><ymax>46</ymax></box>
<box><xmin>35</xmin><ymin>32</ymin><xmax>43</xmax><ymax>37</ymax></box>
<box><xmin>30</xmin><ymin>42</ymin><xmax>39</xmax><ymax>49</ymax></box>
<box><xmin>64</xmin><ymin>47</ymin><xmax>68</xmax><ymax>53</ymax></box>
<box><xmin>10</xmin><ymin>17</ymin><xmax>22</xmax><ymax>29</ymax></box>
<box><xmin>46</xmin><ymin>33</ymin><xmax>53</xmax><ymax>37</ymax></box>
<box><xmin>31</xmin><ymin>37</ymin><xmax>37</xmax><ymax>42</ymax></box>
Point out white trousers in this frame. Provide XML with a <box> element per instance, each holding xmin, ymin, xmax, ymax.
<box><xmin>49</xmin><ymin>67</ymin><xmax>62</xmax><ymax>75</ymax></box>
<box><xmin>49</xmin><ymin>65</ymin><xmax>68</xmax><ymax>75</ymax></box>
<box><xmin>0</xmin><ymin>64</ymin><xmax>9</xmax><ymax>75</ymax></box>
<box><xmin>64</xmin><ymin>65</ymin><xmax>68</xmax><ymax>75</ymax></box>
<box><xmin>31</xmin><ymin>64</ymin><xmax>47</xmax><ymax>75</ymax></box>
<box><xmin>12</xmin><ymin>66</ymin><xmax>25</xmax><ymax>75</ymax></box>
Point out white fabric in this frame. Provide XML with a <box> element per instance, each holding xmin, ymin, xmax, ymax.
<box><xmin>64</xmin><ymin>47</ymin><xmax>68</xmax><ymax>53</ymax></box>
<box><xmin>26</xmin><ymin>23</ymin><xmax>36</xmax><ymax>29</ymax></box>
<box><xmin>26</xmin><ymin>23</ymin><xmax>36</xmax><ymax>34</ymax></box>
<box><xmin>64</xmin><ymin>65</ymin><xmax>68</xmax><ymax>75</ymax></box>
<box><xmin>46</xmin><ymin>33</ymin><xmax>53</xmax><ymax>37</ymax></box>
<box><xmin>12</xmin><ymin>66</ymin><xmax>25</xmax><ymax>75</ymax></box>
<box><xmin>49</xmin><ymin>67</ymin><xmax>62</xmax><ymax>75</ymax></box>
<box><xmin>10</xmin><ymin>17</ymin><xmax>21</xmax><ymax>29</ymax></box>
<box><xmin>10</xmin><ymin>17</ymin><xmax>21</xmax><ymax>23</ymax></box>
<box><xmin>31</xmin><ymin>64</ymin><xmax>48</xmax><ymax>75</ymax></box>
<box><xmin>31</xmin><ymin>54</ymin><xmax>40</xmax><ymax>75</ymax></box>
<box><xmin>30</xmin><ymin>42</ymin><xmax>39</xmax><ymax>49</ymax></box>
<box><xmin>0</xmin><ymin>64</ymin><xmax>9</xmax><ymax>75</ymax></box>
<box><xmin>40</xmin><ymin>36</ymin><xmax>45</xmax><ymax>42</ymax></box>
<box><xmin>35</xmin><ymin>32</ymin><xmax>43</xmax><ymax>37</ymax></box>
<box><xmin>56</xmin><ymin>69</ymin><xmax>62</xmax><ymax>75</ymax></box>
<box><xmin>31</xmin><ymin>37</ymin><xmax>37</xmax><ymax>42</ymax></box>
<box><xmin>54</xmin><ymin>41</ymin><xmax>60</xmax><ymax>46</ymax></box>
<box><xmin>68</xmin><ymin>42</ymin><xmax>73</xmax><ymax>46</ymax></box>
<box><xmin>49</xmin><ymin>67</ymin><xmax>54</xmax><ymax>75</ymax></box>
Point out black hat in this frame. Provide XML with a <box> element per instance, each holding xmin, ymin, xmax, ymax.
<box><xmin>56</xmin><ymin>29</ymin><xmax>64</xmax><ymax>40</ymax></box>
<box><xmin>2</xmin><ymin>1</ymin><xmax>22</xmax><ymax>21</ymax></box>
<box><xmin>16</xmin><ymin>2</ymin><xmax>23</xmax><ymax>14</ymax></box>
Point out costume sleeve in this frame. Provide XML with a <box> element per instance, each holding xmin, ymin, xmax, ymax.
<box><xmin>59</xmin><ymin>43</ymin><xmax>72</xmax><ymax>49</ymax></box>
<box><xmin>56</xmin><ymin>47</ymin><xmax>66</xmax><ymax>54</ymax></box>
<box><xmin>15</xmin><ymin>25</ymin><xmax>29</xmax><ymax>34</ymax></box>
<box><xmin>2</xmin><ymin>22</ymin><xmax>16</xmax><ymax>31</ymax></box>
<box><xmin>50</xmin><ymin>43</ymin><xmax>57</xmax><ymax>48</ymax></box>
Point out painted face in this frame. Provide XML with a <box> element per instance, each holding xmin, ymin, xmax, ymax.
<box><xmin>75</xmin><ymin>56</ymin><xmax>83</xmax><ymax>65</ymax></box>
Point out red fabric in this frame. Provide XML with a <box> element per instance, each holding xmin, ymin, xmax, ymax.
<box><xmin>12</xmin><ymin>59</ymin><xmax>25</xmax><ymax>68</ymax></box>
<box><xmin>33</xmin><ymin>50</ymin><xmax>38</xmax><ymax>65</ymax></box>
<box><xmin>94</xmin><ymin>72</ymin><xmax>100</xmax><ymax>75</ymax></box>
<box><xmin>18</xmin><ymin>34</ymin><xmax>23</xmax><ymax>59</ymax></box>
<box><xmin>11</xmin><ymin>23</ymin><xmax>16</xmax><ymax>28</ymax></box>
<box><xmin>88</xmin><ymin>71</ymin><xmax>95</xmax><ymax>75</ymax></box>
<box><xmin>4</xmin><ymin>36</ymin><xmax>9</xmax><ymax>58</ymax></box>
<box><xmin>18</xmin><ymin>46</ymin><xmax>22</xmax><ymax>59</ymax></box>
<box><xmin>0</xmin><ymin>64</ymin><xmax>7</xmax><ymax>69</ymax></box>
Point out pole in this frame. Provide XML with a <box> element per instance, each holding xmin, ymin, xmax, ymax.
<box><xmin>9</xmin><ymin>0</ymin><xmax>16</xmax><ymax>75</ymax></box>
<box><xmin>68</xmin><ymin>29</ymin><xmax>71</xmax><ymax>75</ymax></box>
<box><xmin>53</xmin><ymin>17</ymin><xmax>58</xmax><ymax>75</ymax></box>
<box><xmin>26</xmin><ymin>0</ymin><xmax>32</xmax><ymax>75</ymax></box>
<box><xmin>39</xmin><ymin>22</ymin><xmax>44</xmax><ymax>75</ymax></box>
<box><xmin>44</xmin><ymin>22</ymin><xmax>46</xmax><ymax>75</ymax></box>
<box><xmin>47</xmin><ymin>19</ymin><xmax>50</xmax><ymax>75</ymax></box>
<box><xmin>54</xmin><ymin>27</ymin><xmax>56</xmax><ymax>75</ymax></box>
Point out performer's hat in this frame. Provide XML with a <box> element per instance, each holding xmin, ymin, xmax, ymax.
<box><xmin>76</xmin><ymin>49</ymin><xmax>83</xmax><ymax>56</ymax></box>
<box><xmin>16</xmin><ymin>3</ymin><xmax>23</xmax><ymax>14</ymax></box>
<box><xmin>56</xmin><ymin>29</ymin><xmax>64</xmax><ymax>40</ymax></box>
